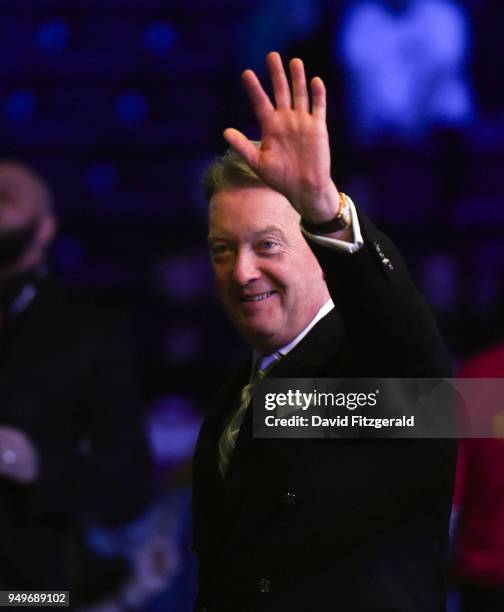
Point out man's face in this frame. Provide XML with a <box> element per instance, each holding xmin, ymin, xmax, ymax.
<box><xmin>0</xmin><ymin>164</ymin><xmax>41</xmax><ymax>237</ymax></box>
<box><xmin>209</xmin><ymin>186</ymin><xmax>330</xmax><ymax>354</ymax></box>
<box><xmin>0</xmin><ymin>164</ymin><xmax>52</xmax><ymax>272</ymax></box>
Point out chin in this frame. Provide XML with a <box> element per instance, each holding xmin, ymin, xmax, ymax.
<box><xmin>240</xmin><ymin>325</ymin><xmax>278</xmax><ymax>351</ymax></box>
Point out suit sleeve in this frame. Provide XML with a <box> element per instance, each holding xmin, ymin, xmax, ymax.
<box><xmin>267</xmin><ymin>211</ymin><xmax>457</xmax><ymax>560</ymax></box>
<box><xmin>308</xmin><ymin>209</ymin><xmax>452</xmax><ymax>378</ymax></box>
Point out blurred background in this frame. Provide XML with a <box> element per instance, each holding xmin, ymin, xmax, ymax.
<box><xmin>0</xmin><ymin>0</ymin><xmax>502</xmax><ymax>610</ymax></box>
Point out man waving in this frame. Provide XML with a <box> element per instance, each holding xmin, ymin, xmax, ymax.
<box><xmin>193</xmin><ymin>52</ymin><xmax>455</xmax><ymax>612</ymax></box>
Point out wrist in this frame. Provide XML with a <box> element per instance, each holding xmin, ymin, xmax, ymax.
<box><xmin>299</xmin><ymin>181</ymin><xmax>341</xmax><ymax>224</ymax></box>
<box><xmin>301</xmin><ymin>190</ymin><xmax>352</xmax><ymax>236</ymax></box>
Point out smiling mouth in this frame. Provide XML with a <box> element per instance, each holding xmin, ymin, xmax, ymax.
<box><xmin>240</xmin><ymin>291</ymin><xmax>277</xmax><ymax>302</ymax></box>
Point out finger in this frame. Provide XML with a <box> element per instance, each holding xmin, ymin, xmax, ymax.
<box><xmin>311</xmin><ymin>76</ymin><xmax>326</xmax><ymax>121</ymax></box>
<box><xmin>242</xmin><ymin>69</ymin><xmax>275</xmax><ymax>122</ymax></box>
<box><xmin>267</xmin><ymin>51</ymin><xmax>291</xmax><ymax>109</ymax></box>
<box><xmin>290</xmin><ymin>58</ymin><xmax>309</xmax><ymax>112</ymax></box>
<box><xmin>223</xmin><ymin>128</ymin><xmax>260</xmax><ymax>169</ymax></box>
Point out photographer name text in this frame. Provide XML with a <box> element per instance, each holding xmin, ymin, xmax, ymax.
<box><xmin>264</xmin><ymin>414</ymin><xmax>415</xmax><ymax>429</ymax></box>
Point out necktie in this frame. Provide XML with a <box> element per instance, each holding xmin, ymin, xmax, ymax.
<box><xmin>218</xmin><ymin>355</ymin><xmax>280</xmax><ymax>478</ymax></box>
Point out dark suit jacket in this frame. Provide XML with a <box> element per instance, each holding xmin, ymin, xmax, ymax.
<box><xmin>193</xmin><ymin>214</ymin><xmax>456</xmax><ymax>612</ymax></box>
<box><xmin>0</xmin><ymin>277</ymin><xmax>150</xmax><ymax>591</ymax></box>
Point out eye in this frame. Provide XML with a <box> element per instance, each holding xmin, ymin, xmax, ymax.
<box><xmin>209</xmin><ymin>243</ymin><xmax>230</xmax><ymax>258</ymax></box>
<box><xmin>257</xmin><ymin>240</ymin><xmax>279</xmax><ymax>253</ymax></box>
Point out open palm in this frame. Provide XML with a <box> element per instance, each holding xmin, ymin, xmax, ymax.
<box><xmin>223</xmin><ymin>52</ymin><xmax>338</xmax><ymax>222</ymax></box>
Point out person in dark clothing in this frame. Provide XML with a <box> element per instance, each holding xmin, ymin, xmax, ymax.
<box><xmin>192</xmin><ymin>53</ymin><xmax>456</xmax><ymax>612</ymax></box>
<box><xmin>0</xmin><ymin>161</ymin><xmax>151</xmax><ymax>594</ymax></box>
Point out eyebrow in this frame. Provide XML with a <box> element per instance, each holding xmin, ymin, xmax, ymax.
<box><xmin>208</xmin><ymin>226</ymin><xmax>286</xmax><ymax>242</ymax></box>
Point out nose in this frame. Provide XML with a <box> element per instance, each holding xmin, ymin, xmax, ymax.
<box><xmin>232</xmin><ymin>248</ymin><xmax>261</xmax><ymax>286</ymax></box>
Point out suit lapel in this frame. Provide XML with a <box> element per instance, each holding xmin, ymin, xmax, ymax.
<box><xmin>192</xmin><ymin>358</ymin><xmax>251</xmax><ymax>551</ymax></box>
<box><xmin>225</xmin><ymin>308</ymin><xmax>347</xmax><ymax>486</ymax></box>
<box><xmin>193</xmin><ymin>308</ymin><xmax>348</xmax><ymax>562</ymax></box>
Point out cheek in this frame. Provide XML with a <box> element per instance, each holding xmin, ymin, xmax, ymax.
<box><xmin>212</xmin><ymin>265</ymin><xmax>230</xmax><ymax>290</ymax></box>
<box><xmin>215</xmin><ymin>278</ymin><xmax>239</xmax><ymax>314</ymax></box>
<box><xmin>296</xmin><ymin>249</ymin><xmax>324</xmax><ymax>282</ymax></box>
<box><xmin>269</xmin><ymin>262</ymin><xmax>299</xmax><ymax>295</ymax></box>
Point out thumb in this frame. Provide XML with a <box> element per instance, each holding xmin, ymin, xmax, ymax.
<box><xmin>223</xmin><ymin>128</ymin><xmax>260</xmax><ymax>169</ymax></box>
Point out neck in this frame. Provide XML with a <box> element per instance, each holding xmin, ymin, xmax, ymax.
<box><xmin>253</xmin><ymin>298</ymin><xmax>334</xmax><ymax>358</ymax></box>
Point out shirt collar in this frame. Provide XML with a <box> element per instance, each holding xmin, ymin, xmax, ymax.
<box><xmin>254</xmin><ymin>298</ymin><xmax>335</xmax><ymax>373</ymax></box>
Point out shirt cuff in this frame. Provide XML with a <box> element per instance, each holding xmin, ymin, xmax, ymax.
<box><xmin>300</xmin><ymin>194</ymin><xmax>364</xmax><ymax>254</ymax></box>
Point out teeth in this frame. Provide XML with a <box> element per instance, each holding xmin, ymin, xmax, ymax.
<box><xmin>243</xmin><ymin>292</ymin><xmax>273</xmax><ymax>302</ymax></box>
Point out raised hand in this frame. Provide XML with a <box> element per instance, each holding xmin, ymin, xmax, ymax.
<box><xmin>223</xmin><ymin>52</ymin><xmax>340</xmax><ymax>224</ymax></box>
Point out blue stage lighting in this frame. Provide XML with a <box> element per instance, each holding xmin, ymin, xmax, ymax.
<box><xmin>115</xmin><ymin>91</ymin><xmax>149</xmax><ymax>125</ymax></box>
<box><xmin>144</xmin><ymin>21</ymin><xmax>177</xmax><ymax>55</ymax></box>
<box><xmin>338</xmin><ymin>0</ymin><xmax>473</xmax><ymax>140</ymax></box>
<box><xmin>4</xmin><ymin>90</ymin><xmax>37</xmax><ymax>122</ymax></box>
<box><xmin>86</xmin><ymin>162</ymin><xmax>118</xmax><ymax>197</ymax></box>
<box><xmin>37</xmin><ymin>19</ymin><xmax>70</xmax><ymax>53</ymax></box>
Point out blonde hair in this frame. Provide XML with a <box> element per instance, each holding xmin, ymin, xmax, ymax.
<box><xmin>202</xmin><ymin>142</ymin><xmax>263</xmax><ymax>201</ymax></box>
